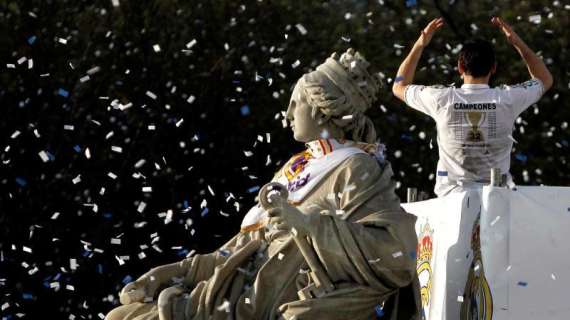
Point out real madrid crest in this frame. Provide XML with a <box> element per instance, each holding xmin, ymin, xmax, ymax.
<box><xmin>461</xmin><ymin>215</ymin><xmax>493</xmax><ymax>320</ymax></box>
<box><xmin>417</xmin><ymin>221</ymin><xmax>434</xmax><ymax>319</ymax></box>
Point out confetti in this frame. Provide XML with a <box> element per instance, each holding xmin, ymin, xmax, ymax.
<box><xmin>58</xmin><ymin>88</ymin><xmax>69</xmax><ymax>97</ymax></box>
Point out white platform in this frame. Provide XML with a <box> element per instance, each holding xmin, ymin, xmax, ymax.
<box><xmin>402</xmin><ymin>186</ymin><xmax>570</xmax><ymax>320</ymax></box>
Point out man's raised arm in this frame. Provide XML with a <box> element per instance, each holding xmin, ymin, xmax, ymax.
<box><xmin>392</xmin><ymin>18</ymin><xmax>445</xmax><ymax>102</ymax></box>
<box><xmin>492</xmin><ymin>16</ymin><xmax>553</xmax><ymax>91</ymax></box>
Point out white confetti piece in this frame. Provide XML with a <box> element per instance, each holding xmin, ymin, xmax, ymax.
<box><xmin>38</xmin><ymin>151</ymin><xmax>50</xmax><ymax>162</ymax></box>
<box><xmin>11</xmin><ymin>130</ymin><xmax>21</xmax><ymax>139</ymax></box>
<box><xmin>529</xmin><ymin>14</ymin><xmax>542</xmax><ymax>24</ymax></box>
<box><xmin>175</xmin><ymin>118</ymin><xmax>184</xmax><ymax>127</ymax></box>
<box><xmin>295</xmin><ymin>24</ymin><xmax>307</xmax><ymax>35</ymax></box>
<box><xmin>277</xmin><ymin>253</ymin><xmax>285</xmax><ymax>260</ymax></box>
<box><xmin>392</xmin><ymin>251</ymin><xmax>403</xmax><ymax>258</ymax></box>
<box><xmin>111</xmin><ymin>146</ymin><xmax>123</xmax><ymax>153</ymax></box>
<box><xmin>368</xmin><ymin>258</ymin><xmax>381</xmax><ymax>264</ymax></box>
<box><xmin>63</xmin><ymin>124</ymin><xmax>74</xmax><ymax>130</ymax></box>
<box><xmin>72</xmin><ymin>174</ymin><xmax>82</xmax><ymax>184</ymax></box>
<box><xmin>186</xmin><ymin>39</ymin><xmax>197</xmax><ymax>49</ymax></box>
<box><xmin>70</xmin><ymin>259</ymin><xmax>78</xmax><ymax>270</ymax></box>
<box><xmin>110</xmin><ymin>238</ymin><xmax>121</xmax><ymax>245</ymax></box>
<box><xmin>137</xmin><ymin>202</ymin><xmax>147</xmax><ymax>213</ymax></box>
<box><xmin>107</xmin><ymin>172</ymin><xmax>117</xmax><ymax>179</ymax></box>
<box><xmin>87</xmin><ymin>66</ymin><xmax>101</xmax><ymax>75</ymax></box>
<box><xmin>216</xmin><ymin>300</ymin><xmax>230</xmax><ymax>312</ymax></box>
<box><xmin>84</xmin><ymin>148</ymin><xmax>91</xmax><ymax>159</ymax></box>
<box><xmin>51</xmin><ymin>212</ymin><xmax>60</xmax><ymax>220</ymax></box>
<box><xmin>142</xmin><ymin>186</ymin><xmax>152</xmax><ymax>192</ymax></box>
<box><xmin>187</xmin><ymin>95</ymin><xmax>195</xmax><ymax>104</ymax></box>
<box><xmin>153</xmin><ymin>44</ymin><xmax>161</xmax><ymax>52</ymax></box>
<box><xmin>145</xmin><ymin>91</ymin><xmax>157</xmax><ymax>100</ymax></box>
<box><xmin>490</xmin><ymin>215</ymin><xmax>501</xmax><ymax>226</ymax></box>
<box><xmin>457</xmin><ymin>295</ymin><xmax>464</xmax><ymax>302</ymax></box>
<box><xmin>57</xmin><ymin>37</ymin><xmax>68</xmax><ymax>44</ymax></box>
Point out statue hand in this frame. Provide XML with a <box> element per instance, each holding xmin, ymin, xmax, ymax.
<box><xmin>267</xmin><ymin>204</ymin><xmax>316</xmax><ymax>236</ymax></box>
<box><xmin>119</xmin><ymin>275</ymin><xmax>161</xmax><ymax>305</ymax></box>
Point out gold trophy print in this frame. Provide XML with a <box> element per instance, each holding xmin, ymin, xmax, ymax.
<box><xmin>465</xmin><ymin>112</ymin><xmax>486</xmax><ymax>142</ymax></box>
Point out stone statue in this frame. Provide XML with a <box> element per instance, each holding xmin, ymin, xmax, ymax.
<box><xmin>106</xmin><ymin>48</ymin><xmax>421</xmax><ymax>320</ymax></box>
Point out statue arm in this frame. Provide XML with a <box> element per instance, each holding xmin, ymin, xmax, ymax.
<box><xmin>306</xmin><ymin>154</ymin><xmax>418</xmax><ymax>289</ymax></box>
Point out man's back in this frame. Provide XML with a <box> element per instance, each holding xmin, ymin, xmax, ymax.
<box><xmin>404</xmin><ymin>79</ymin><xmax>544</xmax><ymax>195</ymax></box>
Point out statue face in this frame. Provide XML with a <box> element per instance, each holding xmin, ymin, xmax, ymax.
<box><xmin>286</xmin><ymin>83</ymin><xmax>323</xmax><ymax>142</ymax></box>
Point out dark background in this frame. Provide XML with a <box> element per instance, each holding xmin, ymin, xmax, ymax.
<box><xmin>0</xmin><ymin>0</ymin><xmax>568</xmax><ymax>318</ymax></box>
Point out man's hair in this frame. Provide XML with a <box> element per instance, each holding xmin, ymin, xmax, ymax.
<box><xmin>458</xmin><ymin>39</ymin><xmax>496</xmax><ymax>78</ymax></box>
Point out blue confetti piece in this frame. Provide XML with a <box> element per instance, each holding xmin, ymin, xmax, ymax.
<box><xmin>247</xmin><ymin>186</ymin><xmax>260</xmax><ymax>193</ymax></box>
<box><xmin>394</xmin><ymin>76</ymin><xmax>405</xmax><ymax>83</ymax></box>
<box><xmin>408</xmin><ymin>250</ymin><xmax>417</xmax><ymax>260</ymax></box>
<box><xmin>122</xmin><ymin>275</ymin><xmax>133</xmax><ymax>284</ymax></box>
<box><xmin>54</xmin><ymin>273</ymin><xmax>62</xmax><ymax>281</ymax></box>
<box><xmin>177</xmin><ymin>249</ymin><xmax>189</xmax><ymax>257</ymax></box>
<box><xmin>47</xmin><ymin>151</ymin><xmax>55</xmax><ymax>161</ymax></box>
<box><xmin>103</xmin><ymin>212</ymin><xmax>113</xmax><ymax>219</ymax></box>
<box><xmin>240</xmin><ymin>105</ymin><xmax>251</xmax><ymax>116</ymax></box>
<box><xmin>218</xmin><ymin>249</ymin><xmax>231</xmax><ymax>257</ymax></box>
<box><xmin>405</xmin><ymin>0</ymin><xmax>417</xmax><ymax>7</ymax></box>
<box><xmin>183</xmin><ymin>200</ymin><xmax>190</xmax><ymax>209</ymax></box>
<box><xmin>517</xmin><ymin>281</ymin><xmax>528</xmax><ymax>287</ymax></box>
<box><xmin>58</xmin><ymin>88</ymin><xmax>69</xmax><ymax>97</ymax></box>
<box><xmin>97</xmin><ymin>264</ymin><xmax>103</xmax><ymax>274</ymax></box>
<box><xmin>73</xmin><ymin>145</ymin><xmax>81</xmax><ymax>152</ymax></box>
<box><xmin>15</xmin><ymin>177</ymin><xmax>27</xmax><ymax>187</ymax></box>
<box><xmin>28</xmin><ymin>35</ymin><xmax>37</xmax><ymax>45</ymax></box>
<box><xmin>400</xmin><ymin>133</ymin><xmax>413</xmax><ymax>142</ymax></box>
<box><xmin>514</xmin><ymin>153</ymin><xmax>528</xmax><ymax>163</ymax></box>
<box><xmin>567</xmin><ymin>207</ymin><xmax>570</xmax><ymax>212</ymax></box>
<box><xmin>22</xmin><ymin>293</ymin><xmax>34</xmax><ymax>300</ymax></box>
<box><xmin>201</xmin><ymin>207</ymin><xmax>209</xmax><ymax>217</ymax></box>
<box><xmin>375</xmin><ymin>304</ymin><xmax>384</xmax><ymax>318</ymax></box>
<box><xmin>437</xmin><ymin>171</ymin><xmax>448</xmax><ymax>176</ymax></box>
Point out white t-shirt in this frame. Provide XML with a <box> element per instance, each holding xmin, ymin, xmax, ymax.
<box><xmin>404</xmin><ymin>79</ymin><xmax>544</xmax><ymax>196</ymax></box>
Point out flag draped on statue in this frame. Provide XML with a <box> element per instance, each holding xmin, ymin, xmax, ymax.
<box><xmin>402</xmin><ymin>186</ymin><xmax>570</xmax><ymax>320</ymax></box>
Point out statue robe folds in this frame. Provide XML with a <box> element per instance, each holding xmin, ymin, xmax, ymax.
<box><xmin>113</xmin><ymin>140</ymin><xmax>421</xmax><ymax>320</ymax></box>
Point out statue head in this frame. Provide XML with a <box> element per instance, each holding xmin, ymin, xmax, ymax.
<box><xmin>286</xmin><ymin>48</ymin><xmax>382</xmax><ymax>143</ymax></box>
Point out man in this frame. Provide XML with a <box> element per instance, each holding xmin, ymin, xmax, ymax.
<box><xmin>392</xmin><ymin>17</ymin><xmax>553</xmax><ymax>197</ymax></box>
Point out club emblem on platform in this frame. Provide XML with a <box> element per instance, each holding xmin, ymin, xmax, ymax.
<box><xmin>417</xmin><ymin>222</ymin><xmax>434</xmax><ymax>317</ymax></box>
<box><xmin>461</xmin><ymin>216</ymin><xmax>493</xmax><ymax>320</ymax></box>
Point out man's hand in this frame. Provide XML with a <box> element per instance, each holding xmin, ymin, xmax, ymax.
<box><xmin>417</xmin><ymin>18</ymin><xmax>445</xmax><ymax>48</ymax></box>
<box><xmin>491</xmin><ymin>17</ymin><xmax>524</xmax><ymax>47</ymax></box>
<box><xmin>491</xmin><ymin>16</ymin><xmax>553</xmax><ymax>91</ymax></box>
<box><xmin>267</xmin><ymin>202</ymin><xmax>316</xmax><ymax>236</ymax></box>
<box><xmin>392</xmin><ymin>17</ymin><xmax>444</xmax><ymax>102</ymax></box>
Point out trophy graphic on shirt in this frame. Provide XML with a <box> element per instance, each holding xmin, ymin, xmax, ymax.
<box><xmin>465</xmin><ymin>112</ymin><xmax>486</xmax><ymax>142</ymax></box>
